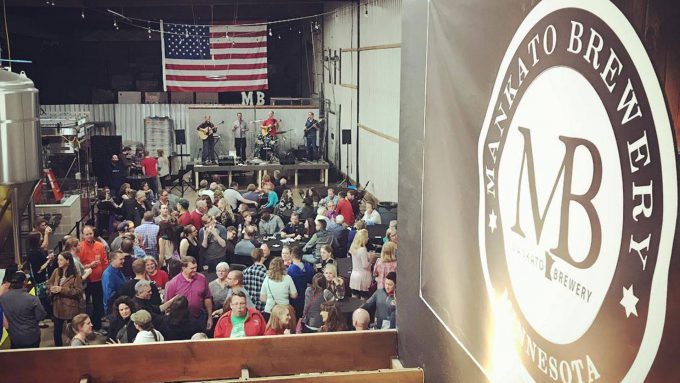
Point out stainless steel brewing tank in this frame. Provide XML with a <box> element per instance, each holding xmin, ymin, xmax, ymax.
<box><xmin>0</xmin><ymin>69</ymin><xmax>41</xmax><ymax>184</ymax></box>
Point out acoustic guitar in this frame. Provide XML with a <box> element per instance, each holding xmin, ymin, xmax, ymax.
<box><xmin>197</xmin><ymin>123</ymin><xmax>217</xmax><ymax>140</ymax></box>
<box><xmin>304</xmin><ymin>118</ymin><xmax>325</xmax><ymax>138</ymax></box>
<box><xmin>261</xmin><ymin>119</ymin><xmax>282</xmax><ymax>137</ymax></box>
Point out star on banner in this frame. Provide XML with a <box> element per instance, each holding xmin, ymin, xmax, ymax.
<box><xmin>620</xmin><ymin>285</ymin><xmax>639</xmax><ymax>318</ymax></box>
<box><xmin>488</xmin><ymin>210</ymin><xmax>497</xmax><ymax>233</ymax></box>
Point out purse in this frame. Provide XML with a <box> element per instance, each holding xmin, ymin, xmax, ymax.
<box><xmin>296</xmin><ymin>291</ymin><xmax>322</xmax><ymax>334</ymax></box>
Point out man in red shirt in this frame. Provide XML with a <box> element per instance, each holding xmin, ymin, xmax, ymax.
<box><xmin>140</xmin><ymin>150</ymin><xmax>159</xmax><ymax>196</ymax></box>
<box><xmin>336</xmin><ymin>190</ymin><xmax>355</xmax><ymax>226</ymax></box>
<box><xmin>79</xmin><ymin>225</ymin><xmax>109</xmax><ymax>332</ymax></box>
<box><xmin>261</xmin><ymin>111</ymin><xmax>278</xmax><ymax>137</ymax></box>
<box><xmin>190</xmin><ymin>199</ymin><xmax>208</xmax><ymax>230</ymax></box>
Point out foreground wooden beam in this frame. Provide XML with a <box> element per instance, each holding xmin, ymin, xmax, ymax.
<box><xmin>198</xmin><ymin>368</ymin><xmax>424</xmax><ymax>383</ymax></box>
<box><xmin>0</xmin><ymin>331</ymin><xmax>398</xmax><ymax>383</ymax></box>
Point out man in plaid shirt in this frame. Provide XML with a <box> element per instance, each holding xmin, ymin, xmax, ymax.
<box><xmin>243</xmin><ymin>248</ymin><xmax>268</xmax><ymax>312</ymax></box>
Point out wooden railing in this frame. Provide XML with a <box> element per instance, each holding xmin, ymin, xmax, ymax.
<box><xmin>0</xmin><ymin>330</ymin><xmax>422</xmax><ymax>383</ymax></box>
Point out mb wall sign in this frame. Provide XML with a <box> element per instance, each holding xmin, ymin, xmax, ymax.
<box><xmin>478</xmin><ymin>0</ymin><xmax>677</xmax><ymax>382</ymax></box>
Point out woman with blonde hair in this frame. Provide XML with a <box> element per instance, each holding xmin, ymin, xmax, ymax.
<box><xmin>264</xmin><ymin>304</ymin><xmax>295</xmax><ymax>335</ymax></box>
<box><xmin>349</xmin><ymin>229</ymin><xmax>373</xmax><ymax>298</ymax></box>
<box><xmin>373</xmin><ymin>241</ymin><xmax>397</xmax><ymax>289</ymax></box>
<box><xmin>323</xmin><ymin>263</ymin><xmax>345</xmax><ymax>300</ymax></box>
<box><xmin>259</xmin><ymin>257</ymin><xmax>298</xmax><ymax>322</ymax></box>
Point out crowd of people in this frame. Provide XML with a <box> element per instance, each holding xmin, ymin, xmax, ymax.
<box><xmin>0</xmin><ymin>174</ymin><xmax>398</xmax><ymax>348</ymax></box>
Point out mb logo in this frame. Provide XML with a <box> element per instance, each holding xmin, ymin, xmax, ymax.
<box><xmin>510</xmin><ymin>128</ymin><xmax>602</xmax><ymax>279</ymax></box>
<box><xmin>478</xmin><ymin>1</ymin><xmax>676</xmax><ymax>381</ymax></box>
<box><xmin>241</xmin><ymin>91</ymin><xmax>266</xmax><ymax>105</ymax></box>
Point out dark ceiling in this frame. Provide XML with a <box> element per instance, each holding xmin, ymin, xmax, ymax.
<box><xmin>0</xmin><ymin>0</ymin><xmax>345</xmax><ymax>103</ymax></box>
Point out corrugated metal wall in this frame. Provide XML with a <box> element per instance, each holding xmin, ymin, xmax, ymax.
<box><xmin>323</xmin><ymin>0</ymin><xmax>401</xmax><ymax>201</ymax></box>
<box><xmin>42</xmin><ymin>104</ymin><xmax>191</xmax><ymax>153</ymax></box>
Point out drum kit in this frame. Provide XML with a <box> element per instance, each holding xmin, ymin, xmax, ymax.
<box><xmin>254</xmin><ymin>123</ymin><xmax>290</xmax><ymax>162</ymax></box>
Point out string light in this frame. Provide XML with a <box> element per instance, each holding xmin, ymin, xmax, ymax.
<box><xmin>185</xmin><ymin>29</ymin><xmax>189</xmax><ymax>38</ymax></box>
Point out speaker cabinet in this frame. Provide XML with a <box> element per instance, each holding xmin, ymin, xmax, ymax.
<box><xmin>341</xmin><ymin>129</ymin><xmax>352</xmax><ymax>144</ymax></box>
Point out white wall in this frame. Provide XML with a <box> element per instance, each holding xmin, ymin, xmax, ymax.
<box><xmin>323</xmin><ymin>0</ymin><xmax>401</xmax><ymax>201</ymax></box>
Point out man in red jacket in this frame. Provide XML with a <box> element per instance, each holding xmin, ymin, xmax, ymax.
<box><xmin>335</xmin><ymin>190</ymin><xmax>355</xmax><ymax>226</ymax></box>
<box><xmin>213</xmin><ymin>291</ymin><xmax>265</xmax><ymax>338</ymax></box>
<box><xmin>78</xmin><ymin>225</ymin><xmax>109</xmax><ymax>333</ymax></box>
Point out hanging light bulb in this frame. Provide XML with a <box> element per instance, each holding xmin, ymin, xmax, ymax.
<box><xmin>298</xmin><ymin>28</ymin><xmax>302</xmax><ymax>35</ymax></box>
<box><xmin>185</xmin><ymin>29</ymin><xmax>189</xmax><ymax>38</ymax></box>
<box><xmin>277</xmin><ymin>34</ymin><xmax>281</xmax><ymax>40</ymax></box>
<box><xmin>268</xmin><ymin>28</ymin><xmax>272</xmax><ymax>37</ymax></box>
<box><xmin>113</xmin><ymin>19</ymin><xmax>118</xmax><ymax>29</ymax></box>
<box><xmin>314</xmin><ymin>22</ymin><xmax>320</xmax><ymax>30</ymax></box>
<box><xmin>81</xmin><ymin>9</ymin><xmax>85</xmax><ymax>19</ymax></box>
<box><xmin>364</xmin><ymin>4</ymin><xmax>369</xmax><ymax>17</ymax></box>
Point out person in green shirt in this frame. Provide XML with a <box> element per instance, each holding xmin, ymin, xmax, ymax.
<box><xmin>213</xmin><ymin>291</ymin><xmax>266</xmax><ymax>338</ymax></box>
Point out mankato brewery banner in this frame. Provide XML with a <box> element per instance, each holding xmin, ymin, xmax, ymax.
<box><xmin>420</xmin><ymin>0</ymin><xmax>679</xmax><ymax>381</ymax></box>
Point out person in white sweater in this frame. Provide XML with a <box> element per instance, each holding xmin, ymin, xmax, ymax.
<box><xmin>361</xmin><ymin>201</ymin><xmax>382</xmax><ymax>225</ymax></box>
<box><xmin>131</xmin><ymin>310</ymin><xmax>165</xmax><ymax>344</ymax></box>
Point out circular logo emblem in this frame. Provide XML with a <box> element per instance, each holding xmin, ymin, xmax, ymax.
<box><xmin>478</xmin><ymin>1</ymin><xmax>677</xmax><ymax>381</ymax></box>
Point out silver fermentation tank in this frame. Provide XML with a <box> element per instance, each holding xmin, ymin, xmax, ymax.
<box><xmin>0</xmin><ymin>69</ymin><xmax>42</xmax><ymax>265</ymax></box>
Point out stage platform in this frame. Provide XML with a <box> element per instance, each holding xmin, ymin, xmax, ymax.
<box><xmin>193</xmin><ymin>161</ymin><xmax>330</xmax><ymax>188</ymax></box>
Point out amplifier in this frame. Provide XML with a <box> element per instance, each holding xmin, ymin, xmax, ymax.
<box><xmin>292</xmin><ymin>148</ymin><xmax>307</xmax><ymax>160</ymax></box>
<box><xmin>218</xmin><ymin>156</ymin><xmax>236</xmax><ymax>166</ymax></box>
<box><xmin>280</xmin><ymin>151</ymin><xmax>297</xmax><ymax>165</ymax></box>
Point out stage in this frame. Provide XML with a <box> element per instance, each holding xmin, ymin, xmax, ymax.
<box><xmin>193</xmin><ymin>161</ymin><xmax>330</xmax><ymax>188</ymax></box>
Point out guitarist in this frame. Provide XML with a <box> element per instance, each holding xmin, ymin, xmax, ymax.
<box><xmin>304</xmin><ymin>112</ymin><xmax>320</xmax><ymax>161</ymax></box>
<box><xmin>197</xmin><ymin>115</ymin><xmax>217</xmax><ymax>165</ymax></box>
<box><xmin>261</xmin><ymin>110</ymin><xmax>279</xmax><ymax>137</ymax></box>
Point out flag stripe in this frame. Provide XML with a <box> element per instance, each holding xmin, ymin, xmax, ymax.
<box><xmin>212</xmin><ymin>52</ymin><xmax>267</xmax><ymax>60</ymax></box>
<box><xmin>166</xmin><ymin>73</ymin><xmax>268</xmax><ymax>81</ymax></box>
<box><xmin>210</xmin><ymin>41</ymin><xmax>267</xmax><ymax>49</ymax></box>
<box><xmin>210</xmin><ymin>31</ymin><xmax>267</xmax><ymax>38</ymax></box>
<box><xmin>209</xmin><ymin>25</ymin><xmax>267</xmax><ymax>33</ymax></box>
<box><xmin>166</xmin><ymin>79</ymin><xmax>268</xmax><ymax>87</ymax></box>
<box><xmin>210</xmin><ymin>47</ymin><xmax>267</xmax><ymax>55</ymax></box>
<box><xmin>165</xmin><ymin>57</ymin><xmax>267</xmax><ymax>65</ymax></box>
<box><xmin>167</xmin><ymin>84</ymin><xmax>268</xmax><ymax>92</ymax></box>
<box><xmin>211</xmin><ymin>37</ymin><xmax>266</xmax><ymax>44</ymax></box>
<box><xmin>165</xmin><ymin>63</ymin><xmax>268</xmax><ymax>70</ymax></box>
<box><xmin>165</xmin><ymin>68</ymin><xmax>268</xmax><ymax>76</ymax></box>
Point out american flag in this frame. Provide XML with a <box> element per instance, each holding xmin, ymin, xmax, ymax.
<box><xmin>161</xmin><ymin>22</ymin><xmax>268</xmax><ymax>92</ymax></box>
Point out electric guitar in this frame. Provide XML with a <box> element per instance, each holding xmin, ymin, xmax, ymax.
<box><xmin>304</xmin><ymin>118</ymin><xmax>325</xmax><ymax>138</ymax></box>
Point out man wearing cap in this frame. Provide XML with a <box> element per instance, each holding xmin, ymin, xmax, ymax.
<box><xmin>0</xmin><ymin>272</ymin><xmax>47</xmax><ymax>349</ymax></box>
<box><xmin>257</xmin><ymin>209</ymin><xmax>284</xmax><ymax>236</ymax></box>
<box><xmin>165</xmin><ymin>256</ymin><xmax>213</xmax><ymax>331</ymax></box>
<box><xmin>131</xmin><ymin>309</ymin><xmax>165</xmax><ymax>344</ymax></box>
<box><xmin>110</xmin><ymin>221</ymin><xmax>131</xmax><ymax>252</ymax></box>
<box><xmin>177</xmin><ymin>198</ymin><xmax>192</xmax><ymax>226</ymax></box>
